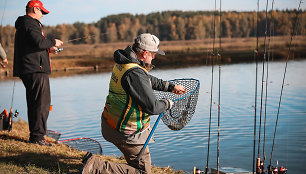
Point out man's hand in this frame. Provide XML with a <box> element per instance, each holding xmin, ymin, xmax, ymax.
<box><xmin>49</xmin><ymin>46</ymin><xmax>59</xmax><ymax>54</ymax></box>
<box><xmin>172</xmin><ymin>85</ymin><xmax>187</xmax><ymax>95</ymax></box>
<box><xmin>2</xmin><ymin>58</ymin><xmax>8</xmax><ymax>65</ymax></box>
<box><xmin>1</xmin><ymin>58</ymin><xmax>8</xmax><ymax>68</ymax></box>
<box><xmin>167</xmin><ymin>99</ymin><xmax>174</xmax><ymax>110</ymax></box>
<box><xmin>55</xmin><ymin>39</ymin><xmax>63</xmax><ymax>47</ymax></box>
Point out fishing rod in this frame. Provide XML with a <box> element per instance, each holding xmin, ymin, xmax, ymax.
<box><xmin>256</xmin><ymin>0</ymin><xmax>270</xmax><ymax>173</ymax></box>
<box><xmin>56</xmin><ymin>32</ymin><xmax>111</xmax><ymax>52</ymax></box>
<box><xmin>252</xmin><ymin>0</ymin><xmax>260</xmax><ymax>173</ymax></box>
<box><xmin>52</xmin><ymin>34</ymin><xmax>96</xmax><ymax>53</ymax></box>
<box><xmin>0</xmin><ymin>0</ymin><xmax>18</xmax><ymax>131</ymax></box>
<box><xmin>64</xmin><ymin>34</ymin><xmax>96</xmax><ymax>43</ymax></box>
<box><xmin>7</xmin><ymin>80</ymin><xmax>19</xmax><ymax>131</ymax></box>
<box><xmin>262</xmin><ymin>0</ymin><xmax>276</xmax><ymax>173</ymax></box>
<box><xmin>63</xmin><ymin>31</ymin><xmax>112</xmax><ymax>43</ymax></box>
<box><xmin>53</xmin><ymin>34</ymin><xmax>97</xmax><ymax>53</ymax></box>
<box><xmin>269</xmin><ymin>0</ymin><xmax>303</xmax><ymax>171</ymax></box>
<box><xmin>205</xmin><ymin>0</ymin><xmax>217</xmax><ymax>173</ymax></box>
<box><xmin>216</xmin><ymin>0</ymin><xmax>222</xmax><ymax>173</ymax></box>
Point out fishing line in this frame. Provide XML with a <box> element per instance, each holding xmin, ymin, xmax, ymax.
<box><xmin>269</xmin><ymin>0</ymin><xmax>303</xmax><ymax>168</ymax></box>
<box><xmin>252</xmin><ymin>0</ymin><xmax>260</xmax><ymax>173</ymax></box>
<box><xmin>0</xmin><ymin>0</ymin><xmax>7</xmax><ymax>29</ymax></box>
<box><xmin>10</xmin><ymin>81</ymin><xmax>16</xmax><ymax>110</ymax></box>
<box><xmin>283</xmin><ymin>6</ymin><xmax>303</xmax><ymax>168</ymax></box>
<box><xmin>205</xmin><ymin>0</ymin><xmax>217</xmax><ymax>173</ymax></box>
<box><xmin>64</xmin><ymin>34</ymin><xmax>95</xmax><ymax>43</ymax></box>
<box><xmin>63</xmin><ymin>31</ymin><xmax>117</xmax><ymax>43</ymax></box>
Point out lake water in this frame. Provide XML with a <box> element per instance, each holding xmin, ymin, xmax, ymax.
<box><xmin>1</xmin><ymin>60</ymin><xmax>305</xmax><ymax>173</ymax></box>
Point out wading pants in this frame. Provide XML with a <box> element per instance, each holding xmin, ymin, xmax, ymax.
<box><xmin>21</xmin><ymin>73</ymin><xmax>50</xmax><ymax>142</ymax></box>
<box><xmin>90</xmin><ymin>144</ymin><xmax>151</xmax><ymax>174</ymax></box>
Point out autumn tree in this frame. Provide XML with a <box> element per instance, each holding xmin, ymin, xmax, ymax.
<box><xmin>0</xmin><ymin>10</ymin><xmax>304</xmax><ymax>45</ymax></box>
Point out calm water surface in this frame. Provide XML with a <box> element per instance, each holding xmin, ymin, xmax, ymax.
<box><xmin>1</xmin><ymin>60</ymin><xmax>305</xmax><ymax>173</ymax></box>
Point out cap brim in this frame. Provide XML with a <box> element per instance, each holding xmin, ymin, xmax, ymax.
<box><xmin>156</xmin><ymin>49</ymin><xmax>165</xmax><ymax>55</ymax></box>
<box><xmin>41</xmin><ymin>7</ymin><xmax>49</xmax><ymax>15</ymax></box>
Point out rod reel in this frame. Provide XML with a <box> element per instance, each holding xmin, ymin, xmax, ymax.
<box><xmin>55</xmin><ymin>47</ymin><xmax>63</xmax><ymax>53</ymax></box>
<box><xmin>267</xmin><ymin>165</ymin><xmax>287</xmax><ymax>174</ymax></box>
<box><xmin>256</xmin><ymin>157</ymin><xmax>266</xmax><ymax>174</ymax></box>
<box><xmin>0</xmin><ymin>62</ymin><xmax>6</xmax><ymax>68</ymax></box>
<box><xmin>193</xmin><ymin>166</ymin><xmax>204</xmax><ymax>174</ymax></box>
<box><xmin>267</xmin><ymin>160</ymin><xmax>287</xmax><ymax>174</ymax></box>
<box><xmin>1</xmin><ymin>108</ymin><xmax>18</xmax><ymax>131</ymax></box>
<box><xmin>8</xmin><ymin>108</ymin><xmax>19</xmax><ymax>131</ymax></box>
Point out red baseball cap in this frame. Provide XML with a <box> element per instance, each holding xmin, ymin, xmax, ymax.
<box><xmin>26</xmin><ymin>0</ymin><xmax>49</xmax><ymax>15</ymax></box>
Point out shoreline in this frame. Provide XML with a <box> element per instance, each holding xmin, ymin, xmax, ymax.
<box><xmin>0</xmin><ymin>119</ymin><xmax>182</xmax><ymax>173</ymax></box>
<box><xmin>1</xmin><ymin>36</ymin><xmax>305</xmax><ymax>78</ymax></box>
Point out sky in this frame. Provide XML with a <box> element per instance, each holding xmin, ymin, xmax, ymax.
<box><xmin>1</xmin><ymin>0</ymin><xmax>305</xmax><ymax>26</ymax></box>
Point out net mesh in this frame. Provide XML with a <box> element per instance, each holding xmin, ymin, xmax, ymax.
<box><xmin>60</xmin><ymin>138</ymin><xmax>103</xmax><ymax>155</ymax></box>
<box><xmin>154</xmin><ymin>78</ymin><xmax>200</xmax><ymax>130</ymax></box>
<box><xmin>46</xmin><ymin>130</ymin><xmax>61</xmax><ymax>141</ymax></box>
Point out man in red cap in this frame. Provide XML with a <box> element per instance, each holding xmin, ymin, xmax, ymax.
<box><xmin>13</xmin><ymin>0</ymin><xmax>63</xmax><ymax>146</ymax></box>
<box><xmin>26</xmin><ymin>0</ymin><xmax>50</xmax><ymax>15</ymax></box>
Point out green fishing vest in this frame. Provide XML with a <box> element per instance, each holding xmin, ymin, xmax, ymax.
<box><xmin>102</xmin><ymin>63</ymin><xmax>150</xmax><ymax>134</ymax></box>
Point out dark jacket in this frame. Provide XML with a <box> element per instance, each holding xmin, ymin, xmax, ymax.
<box><xmin>114</xmin><ymin>46</ymin><xmax>175</xmax><ymax>115</ymax></box>
<box><xmin>13</xmin><ymin>15</ymin><xmax>55</xmax><ymax>77</ymax></box>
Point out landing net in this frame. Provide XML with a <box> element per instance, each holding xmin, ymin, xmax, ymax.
<box><xmin>46</xmin><ymin>130</ymin><xmax>61</xmax><ymax>141</ymax></box>
<box><xmin>59</xmin><ymin>137</ymin><xmax>103</xmax><ymax>155</ymax></box>
<box><xmin>154</xmin><ymin>78</ymin><xmax>200</xmax><ymax>130</ymax></box>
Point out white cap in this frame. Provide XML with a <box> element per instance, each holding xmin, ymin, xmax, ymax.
<box><xmin>135</xmin><ymin>33</ymin><xmax>165</xmax><ymax>55</ymax></box>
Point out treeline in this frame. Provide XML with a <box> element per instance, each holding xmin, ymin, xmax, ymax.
<box><xmin>0</xmin><ymin>10</ymin><xmax>305</xmax><ymax>46</ymax></box>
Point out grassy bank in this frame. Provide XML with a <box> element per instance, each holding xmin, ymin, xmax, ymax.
<box><xmin>0</xmin><ymin>119</ymin><xmax>182</xmax><ymax>174</ymax></box>
<box><xmin>1</xmin><ymin>36</ymin><xmax>305</xmax><ymax>77</ymax></box>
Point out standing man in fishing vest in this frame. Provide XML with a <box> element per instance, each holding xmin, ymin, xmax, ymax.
<box><xmin>13</xmin><ymin>0</ymin><xmax>63</xmax><ymax>146</ymax></box>
<box><xmin>82</xmin><ymin>33</ymin><xmax>186</xmax><ymax>174</ymax></box>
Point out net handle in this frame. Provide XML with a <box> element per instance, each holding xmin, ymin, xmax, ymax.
<box><xmin>136</xmin><ymin>78</ymin><xmax>200</xmax><ymax>161</ymax></box>
<box><xmin>136</xmin><ymin>112</ymin><xmax>163</xmax><ymax>161</ymax></box>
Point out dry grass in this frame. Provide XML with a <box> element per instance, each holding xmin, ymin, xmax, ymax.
<box><xmin>0</xmin><ymin>119</ymin><xmax>182</xmax><ymax>174</ymax></box>
<box><xmin>0</xmin><ymin>119</ymin><xmax>85</xmax><ymax>173</ymax></box>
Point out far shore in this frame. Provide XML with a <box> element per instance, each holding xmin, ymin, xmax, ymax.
<box><xmin>1</xmin><ymin>36</ymin><xmax>305</xmax><ymax>78</ymax></box>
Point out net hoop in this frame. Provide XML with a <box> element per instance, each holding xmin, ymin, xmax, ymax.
<box><xmin>155</xmin><ymin>78</ymin><xmax>200</xmax><ymax>130</ymax></box>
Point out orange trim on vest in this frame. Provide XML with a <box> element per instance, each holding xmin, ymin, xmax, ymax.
<box><xmin>119</xmin><ymin>95</ymin><xmax>133</xmax><ymax>130</ymax></box>
<box><xmin>102</xmin><ymin>106</ymin><xmax>117</xmax><ymax>130</ymax></box>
